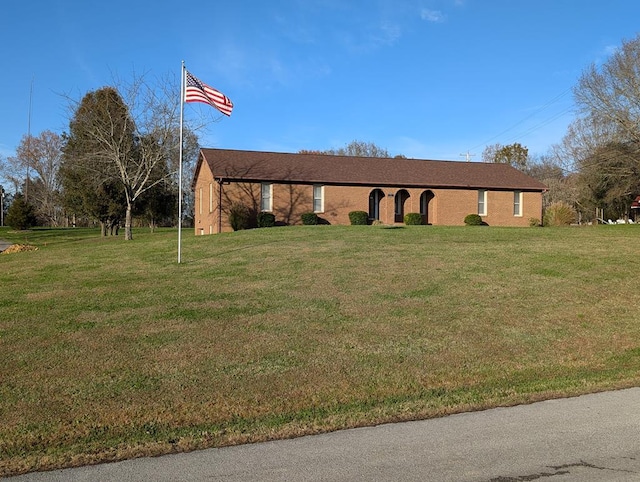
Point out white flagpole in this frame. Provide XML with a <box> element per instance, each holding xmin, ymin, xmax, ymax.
<box><xmin>178</xmin><ymin>61</ymin><xmax>185</xmax><ymax>264</ymax></box>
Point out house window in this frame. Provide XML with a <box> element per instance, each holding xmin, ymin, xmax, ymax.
<box><xmin>478</xmin><ymin>190</ymin><xmax>487</xmax><ymax>216</ymax></box>
<box><xmin>261</xmin><ymin>183</ymin><xmax>273</xmax><ymax>212</ymax></box>
<box><xmin>313</xmin><ymin>185</ymin><xmax>324</xmax><ymax>213</ymax></box>
<box><xmin>209</xmin><ymin>183</ymin><xmax>213</xmax><ymax>213</ymax></box>
<box><xmin>513</xmin><ymin>191</ymin><xmax>522</xmax><ymax>216</ymax></box>
<box><xmin>199</xmin><ymin>187</ymin><xmax>203</xmax><ymax>215</ymax></box>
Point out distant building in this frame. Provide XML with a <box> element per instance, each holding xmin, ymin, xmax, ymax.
<box><xmin>631</xmin><ymin>195</ymin><xmax>640</xmax><ymax>222</ymax></box>
<box><xmin>192</xmin><ymin>148</ymin><xmax>547</xmax><ymax>234</ymax></box>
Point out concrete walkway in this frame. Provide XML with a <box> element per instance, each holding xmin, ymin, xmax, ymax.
<box><xmin>0</xmin><ymin>239</ymin><xmax>12</xmax><ymax>252</ymax></box>
<box><xmin>7</xmin><ymin>387</ymin><xmax>640</xmax><ymax>481</ymax></box>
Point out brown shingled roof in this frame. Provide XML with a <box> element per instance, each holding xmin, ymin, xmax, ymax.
<box><xmin>198</xmin><ymin>148</ymin><xmax>547</xmax><ymax>191</ymax></box>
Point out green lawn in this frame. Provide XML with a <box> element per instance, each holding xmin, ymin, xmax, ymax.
<box><xmin>1</xmin><ymin>224</ymin><xmax>640</xmax><ymax>476</ymax></box>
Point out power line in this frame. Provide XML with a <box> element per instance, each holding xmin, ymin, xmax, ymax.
<box><xmin>500</xmin><ymin>106</ymin><xmax>574</xmax><ymax>146</ymax></box>
<box><xmin>466</xmin><ymin>88</ymin><xmax>573</xmax><ymax>153</ymax></box>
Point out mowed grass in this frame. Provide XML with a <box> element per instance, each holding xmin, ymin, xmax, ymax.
<box><xmin>1</xmin><ymin>224</ymin><xmax>640</xmax><ymax>475</ymax></box>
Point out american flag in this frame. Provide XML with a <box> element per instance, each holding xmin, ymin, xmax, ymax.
<box><xmin>184</xmin><ymin>71</ymin><xmax>233</xmax><ymax>116</ymax></box>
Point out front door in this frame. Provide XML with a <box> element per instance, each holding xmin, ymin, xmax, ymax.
<box><xmin>394</xmin><ymin>190</ymin><xmax>409</xmax><ymax>223</ymax></box>
<box><xmin>420</xmin><ymin>190</ymin><xmax>434</xmax><ymax>225</ymax></box>
<box><xmin>369</xmin><ymin>189</ymin><xmax>384</xmax><ymax>221</ymax></box>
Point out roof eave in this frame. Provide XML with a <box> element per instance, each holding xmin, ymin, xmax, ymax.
<box><xmin>213</xmin><ymin>175</ymin><xmax>546</xmax><ymax>192</ymax></box>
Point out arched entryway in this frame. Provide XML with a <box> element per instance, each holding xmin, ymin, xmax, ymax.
<box><xmin>369</xmin><ymin>189</ymin><xmax>385</xmax><ymax>221</ymax></box>
<box><xmin>394</xmin><ymin>189</ymin><xmax>410</xmax><ymax>223</ymax></box>
<box><xmin>420</xmin><ymin>190</ymin><xmax>435</xmax><ymax>225</ymax></box>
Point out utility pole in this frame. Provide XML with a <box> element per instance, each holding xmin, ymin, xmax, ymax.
<box><xmin>0</xmin><ymin>187</ymin><xmax>4</xmax><ymax>227</ymax></box>
<box><xmin>460</xmin><ymin>151</ymin><xmax>475</xmax><ymax>162</ymax></box>
<box><xmin>26</xmin><ymin>77</ymin><xmax>34</xmax><ymax>202</ymax></box>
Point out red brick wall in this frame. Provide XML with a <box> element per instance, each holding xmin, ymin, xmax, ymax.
<box><xmin>193</xmin><ymin>169</ymin><xmax>543</xmax><ymax>234</ymax></box>
<box><xmin>193</xmin><ymin>161</ymin><xmax>220</xmax><ymax>235</ymax></box>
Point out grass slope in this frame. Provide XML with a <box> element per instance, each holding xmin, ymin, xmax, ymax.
<box><xmin>1</xmin><ymin>225</ymin><xmax>640</xmax><ymax>475</ymax></box>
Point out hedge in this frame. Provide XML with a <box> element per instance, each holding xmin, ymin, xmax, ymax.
<box><xmin>257</xmin><ymin>212</ymin><xmax>276</xmax><ymax>228</ymax></box>
<box><xmin>464</xmin><ymin>213</ymin><xmax>484</xmax><ymax>226</ymax></box>
<box><xmin>348</xmin><ymin>211</ymin><xmax>368</xmax><ymax>225</ymax></box>
<box><xmin>404</xmin><ymin>213</ymin><xmax>423</xmax><ymax>225</ymax></box>
<box><xmin>301</xmin><ymin>212</ymin><xmax>319</xmax><ymax>225</ymax></box>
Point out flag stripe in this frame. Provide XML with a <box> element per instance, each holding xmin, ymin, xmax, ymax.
<box><xmin>184</xmin><ymin>71</ymin><xmax>233</xmax><ymax>116</ymax></box>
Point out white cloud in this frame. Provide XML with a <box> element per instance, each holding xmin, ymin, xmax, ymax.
<box><xmin>420</xmin><ymin>9</ymin><xmax>446</xmax><ymax>23</ymax></box>
<box><xmin>378</xmin><ymin>21</ymin><xmax>403</xmax><ymax>45</ymax></box>
<box><xmin>591</xmin><ymin>43</ymin><xmax>620</xmax><ymax>66</ymax></box>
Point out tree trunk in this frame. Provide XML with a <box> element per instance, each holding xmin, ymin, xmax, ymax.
<box><xmin>125</xmin><ymin>202</ymin><xmax>133</xmax><ymax>240</ymax></box>
<box><xmin>100</xmin><ymin>221</ymin><xmax>106</xmax><ymax>237</ymax></box>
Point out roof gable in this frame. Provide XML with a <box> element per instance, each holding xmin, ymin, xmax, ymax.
<box><xmin>199</xmin><ymin>148</ymin><xmax>548</xmax><ymax>191</ymax></box>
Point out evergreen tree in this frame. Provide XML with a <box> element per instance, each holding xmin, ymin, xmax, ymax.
<box><xmin>60</xmin><ymin>87</ymin><xmax>130</xmax><ymax>236</ymax></box>
<box><xmin>62</xmin><ymin>74</ymin><xmax>185</xmax><ymax>240</ymax></box>
<box><xmin>6</xmin><ymin>193</ymin><xmax>37</xmax><ymax>230</ymax></box>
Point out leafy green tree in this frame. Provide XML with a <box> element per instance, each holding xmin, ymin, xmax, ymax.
<box><xmin>135</xmin><ymin>178</ymin><xmax>177</xmax><ymax>232</ymax></box>
<box><xmin>6</xmin><ymin>193</ymin><xmax>37</xmax><ymax>230</ymax></box>
<box><xmin>61</xmin><ymin>87</ymin><xmax>129</xmax><ymax>236</ymax></box>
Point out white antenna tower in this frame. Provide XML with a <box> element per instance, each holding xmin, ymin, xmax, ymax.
<box><xmin>460</xmin><ymin>151</ymin><xmax>475</xmax><ymax>162</ymax></box>
<box><xmin>26</xmin><ymin>77</ymin><xmax>34</xmax><ymax>201</ymax></box>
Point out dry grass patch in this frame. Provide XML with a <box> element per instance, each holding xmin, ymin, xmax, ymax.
<box><xmin>1</xmin><ymin>244</ymin><xmax>38</xmax><ymax>254</ymax></box>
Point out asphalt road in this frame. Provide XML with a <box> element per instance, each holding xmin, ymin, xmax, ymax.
<box><xmin>7</xmin><ymin>387</ymin><xmax>640</xmax><ymax>481</ymax></box>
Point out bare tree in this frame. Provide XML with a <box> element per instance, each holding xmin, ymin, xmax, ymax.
<box><xmin>561</xmin><ymin>33</ymin><xmax>640</xmax><ymax>220</ymax></box>
<box><xmin>176</xmin><ymin>127</ymin><xmax>200</xmax><ymax>227</ymax></box>
<box><xmin>482</xmin><ymin>142</ymin><xmax>529</xmax><ymax>170</ymax></box>
<box><xmin>64</xmin><ymin>73</ymin><xmax>185</xmax><ymax>240</ymax></box>
<box><xmin>481</xmin><ymin>143</ymin><xmax>501</xmax><ymax>164</ymax></box>
<box><xmin>301</xmin><ymin>140</ymin><xmax>392</xmax><ymax>158</ymax></box>
<box><xmin>574</xmin><ymin>35</ymin><xmax>640</xmax><ymax>145</ymax></box>
<box><xmin>2</xmin><ymin>150</ymin><xmax>27</xmax><ymax>194</ymax></box>
<box><xmin>9</xmin><ymin>131</ymin><xmax>64</xmax><ymax>226</ymax></box>
<box><xmin>117</xmin><ymin>74</ymin><xmax>184</xmax><ymax>240</ymax></box>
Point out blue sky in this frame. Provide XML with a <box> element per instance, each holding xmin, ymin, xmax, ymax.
<box><xmin>1</xmin><ymin>0</ymin><xmax>639</xmax><ymax>166</ymax></box>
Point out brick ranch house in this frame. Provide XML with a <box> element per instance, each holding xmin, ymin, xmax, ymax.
<box><xmin>192</xmin><ymin>148</ymin><xmax>547</xmax><ymax>235</ymax></box>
